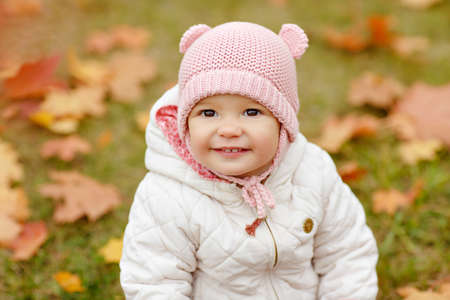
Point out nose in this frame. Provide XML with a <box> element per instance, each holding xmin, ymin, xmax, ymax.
<box><xmin>217</xmin><ymin>123</ymin><xmax>242</xmax><ymax>138</ymax></box>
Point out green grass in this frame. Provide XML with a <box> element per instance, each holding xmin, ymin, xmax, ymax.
<box><xmin>1</xmin><ymin>0</ymin><xmax>449</xmax><ymax>299</ymax></box>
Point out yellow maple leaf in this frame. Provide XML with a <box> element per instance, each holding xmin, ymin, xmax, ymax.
<box><xmin>398</xmin><ymin>139</ymin><xmax>443</xmax><ymax>165</ymax></box>
<box><xmin>99</xmin><ymin>237</ymin><xmax>123</xmax><ymax>263</ymax></box>
<box><xmin>29</xmin><ymin>111</ymin><xmax>54</xmax><ymax>127</ymax></box>
<box><xmin>53</xmin><ymin>271</ymin><xmax>85</xmax><ymax>293</ymax></box>
<box><xmin>67</xmin><ymin>50</ymin><xmax>111</xmax><ymax>85</ymax></box>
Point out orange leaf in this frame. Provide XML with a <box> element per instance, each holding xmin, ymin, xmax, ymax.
<box><xmin>367</xmin><ymin>15</ymin><xmax>395</xmax><ymax>47</ymax></box>
<box><xmin>53</xmin><ymin>271</ymin><xmax>85</xmax><ymax>293</ymax></box>
<box><xmin>323</xmin><ymin>27</ymin><xmax>369</xmax><ymax>52</ymax></box>
<box><xmin>0</xmin><ymin>0</ymin><xmax>42</xmax><ymax>17</ymax></box>
<box><xmin>96</xmin><ymin>130</ymin><xmax>112</xmax><ymax>149</ymax></box>
<box><xmin>3</xmin><ymin>55</ymin><xmax>65</xmax><ymax>99</ymax></box>
<box><xmin>40</xmin><ymin>135</ymin><xmax>92</xmax><ymax>161</ymax></box>
<box><xmin>393</xmin><ymin>82</ymin><xmax>450</xmax><ymax>147</ymax></box>
<box><xmin>338</xmin><ymin>161</ymin><xmax>367</xmax><ymax>183</ymax></box>
<box><xmin>39</xmin><ymin>171</ymin><xmax>122</xmax><ymax>223</ymax></box>
<box><xmin>372</xmin><ymin>180</ymin><xmax>423</xmax><ymax>215</ymax></box>
<box><xmin>348</xmin><ymin>72</ymin><xmax>405</xmax><ymax>108</ymax></box>
<box><xmin>316</xmin><ymin>114</ymin><xmax>380</xmax><ymax>153</ymax></box>
<box><xmin>8</xmin><ymin>221</ymin><xmax>48</xmax><ymax>261</ymax></box>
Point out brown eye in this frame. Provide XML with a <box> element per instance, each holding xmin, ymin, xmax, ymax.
<box><xmin>201</xmin><ymin>109</ymin><xmax>217</xmax><ymax>117</ymax></box>
<box><xmin>244</xmin><ymin>109</ymin><xmax>261</xmax><ymax>117</ymax></box>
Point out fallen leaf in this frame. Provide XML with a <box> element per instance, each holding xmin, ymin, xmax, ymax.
<box><xmin>385</xmin><ymin>112</ymin><xmax>418</xmax><ymax>141</ymax></box>
<box><xmin>0</xmin><ymin>99</ymin><xmax>41</xmax><ymax>120</ymax></box>
<box><xmin>349</xmin><ymin>72</ymin><xmax>405</xmax><ymax>108</ymax></box>
<box><xmin>8</xmin><ymin>221</ymin><xmax>48</xmax><ymax>260</ymax></box>
<box><xmin>46</xmin><ymin>118</ymin><xmax>80</xmax><ymax>134</ymax></box>
<box><xmin>2</xmin><ymin>55</ymin><xmax>65</xmax><ymax>99</ymax></box>
<box><xmin>40</xmin><ymin>135</ymin><xmax>92</xmax><ymax>161</ymax></box>
<box><xmin>135</xmin><ymin>111</ymin><xmax>149</xmax><ymax>131</ymax></box>
<box><xmin>0</xmin><ymin>215</ymin><xmax>22</xmax><ymax>246</ymax></box>
<box><xmin>0</xmin><ymin>186</ymin><xmax>30</xmax><ymax>221</ymax></box>
<box><xmin>372</xmin><ymin>180</ymin><xmax>423</xmax><ymax>215</ymax></box>
<box><xmin>315</xmin><ymin>114</ymin><xmax>381</xmax><ymax>153</ymax></box>
<box><xmin>110</xmin><ymin>25</ymin><xmax>151</xmax><ymax>50</ymax></box>
<box><xmin>39</xmin><ymin>171</ymin><xmax>122</xmax><ymax>223</ymax></box>
<box><xmin>323</xmin><ymin>27</ymin><xmax>369</xmax><ymax>52</ymax></box>
<box><xmin>85</xmin><ymin>25</ymin><xmax>151</xmax><ymax>54</ymax></box>
<box><xmin>397</xmin><ymin>285</ymin><xmax>449</xmax><ymax>300</ymax></box>
<box><xmin>53</xmin><ymin>271</ymin><xmax>85</xmax><ymax>293</ymax></box>
<box><xmin>338</xmin><ymin>161</ymin><xmax>367</xmax><ymax>183</ymax></box>
<box><xmin>96</xmin><ymin>130</ymin><xmax>112</xmax><ymax>149</ymax></box>
<box><xmin>393</xmin><ymin>82</ymin><xmax>450</xmax><ymax>147</ymax></box>
<box><xmin>391</xmin><ymin>36</ymin><xmax>430</xmax><ymax>58</ymax></box>
<box><xmin>0</xmin><ymin>139</ymin><xmax>24</xmax><ymax>186</ymax></box>
<box><xmin>37</xmin><ymin>86</ymin><xmax>106</xmax><ymax>119</ymax></box>
<box><xmin>108</xmin><ymin>51</ymin><xmax>157</xmax><ymax>102</ymax></box>
<box><xmin>84</xmin><ymin>30</ymin><xmax>116</xmax><ymax>54</ymax></box>
<box><xmin>398</xmin><ymin>139</ymin><xmax>443</xmax><ymax>165</ymax></box>
<box><xmin>0</xmin><ymin>0</ymin><xmax>42</xmax><ymax>17</ymax></box>
<box><xmin>67</xmin><ymin>50</ymin><xmax>111</xmax><ymax>85</ymax></box>
<box><xmin>99</xmin><ymin>237</ymin><xmax>123</xmax><ymax>263</ymax></box>
<box><xmin>400</xmin><ymin>0</ymin><xmax>442</xmax><ymax>9</ymax></box>
<box><xmin>367</xmin><ymin>15</ymin><xmax>395</xmax><ymax>47</ymax></box>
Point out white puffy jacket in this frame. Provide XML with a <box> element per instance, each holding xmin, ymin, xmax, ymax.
<box><xmin>120</xmin><ymin>85</ymin><xmax>378</xmax><ymax>299</ymax></box>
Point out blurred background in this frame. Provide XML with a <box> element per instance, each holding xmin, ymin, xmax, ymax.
<box><xmin>0</xmin><ymin>0</ymin><xmax>449</xmax><ymax>299</ymax></box>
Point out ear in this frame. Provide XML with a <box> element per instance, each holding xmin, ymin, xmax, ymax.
<box><xmin>278</xmin><ymin>24</ymin><xmax>309</xmax><ymax>59</ymax></box>
<box><xmin>179</xmin><ymin>24</ymin><xmax>211</xmax><ymax>54</ymax></box>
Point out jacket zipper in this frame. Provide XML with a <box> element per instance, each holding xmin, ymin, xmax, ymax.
<box><xmin>264</xmin><ymin>218</ymin><xmax>279</xmax><ymax>300</ymax></box>
<box><xmin>264</xmin><ymin>218</ymin><xmax>278</xmax><ymax>268</ymax></box>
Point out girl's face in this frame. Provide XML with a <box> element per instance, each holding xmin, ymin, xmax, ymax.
<box><xmin>187</xmin><ymin>94</ymin><xmax>280</xmax><ymax>178</ymax></box>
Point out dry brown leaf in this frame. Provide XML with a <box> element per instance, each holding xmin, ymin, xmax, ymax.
<box><xmin>0</xmin><ymin>139</ymin><xmax>24</xmax><ymax>186</ymax></box>
<box><xmin>398</xmin><ymin>139</ymin><xmax>443</xmax><ymax>165</ymax></box>
<box><xmin>372</xmin><ymin>180</ymin><xmax>423</xmax><ymax>215</ymax></box>
<box><xmin>400</xmin><ymin>0</ymin><xmax>442</xmax><ymax>9</ymax></box>
<box><xmin>39</xmin><ymin>171</ymin><xmax>122</xmax><ymax>223</ymax></box>
<box><xmin>8</xmin><ymin>221</ymin><xmax>48</xmax><ymax>260</ymax></box>
<box><xmin>1</xmin><ymin>99</ymin><xmax>41</xmax><ymax>120</ymax></box>
<box><xmin>135</xmin><ymin>111</ymin><xmax>149</xmax><ymax>131</ymax></box>
<box><xmin>316</xmin><ymin>114</ymin><xmax>381</xmax><ymax>153</ymax></box>
<box><xmin>108</xmin><ymin>51</ymin><xmax>157</xmax><ymax>102</ymax></box>
<box><xmin>323</xmin><ymin>27</ymin><xmax>369</xmax><ymax>52</ymax></box>
<box><xmin>53</xmin><ymin>271</ymin><xmax>85</xmax><ymax>293</ymax></box>
<box><xmin>397</xmin><ymin>285</ymin><xmax>449</xmax><ymax>300</ymax></box>
<box><xmin>386</xmin><ymin>112</ymin><xmax>420</xmax><ymax>141</ymax></box>
<box><xmin>40</xmin><ymin>135</ymin><xmax>92</xmax><ymax>161</ymax></box>
<box><xmin>391</xmin><ymin>36</ymin><xmax>430</xmax><ymax>58</ymax></box>
<box><xmin>67</xmin><ymin>50</ymin><xmax>112</xmax><ymax>85</ymax></box>
<box><xmin>98</xmin><ymin>237</ymin><xmax>123</xmax><ymax>263</ymax></box>
<box><xmin>37</xmin><ymin>86</ymin><xmax>106</xmax><ymax>119</ymax></box>
<box><xmin>338</xmin><ymin>161</ymin><xmax>367</xmax><ymax>183</ymax></box>
<box><xmin>393</xmin><ymin>82</ymin><xmax>450</xmax><ymax>147</ymax></box>
<box><xmin>0</xmin><ymin>0</ymin><xmax>42</xmax><ymax>17</ymax></box>
<box><xmin>349</xmin><ymin>72</ymin><xmax>405</xmax><ymax>108</ymax></box>
<box><xmin>96</xmin><ymin>130</ymin><xmax>112</xmax><ymax>149</ymax></box>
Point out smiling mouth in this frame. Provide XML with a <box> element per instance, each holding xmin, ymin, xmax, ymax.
<box><xmin>212</xmin><ymin>147</ymin><xmax>250</xmax><ymax>153</ymax></box>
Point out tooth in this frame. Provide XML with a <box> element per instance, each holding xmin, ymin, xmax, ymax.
<box><xmin>232</xmin><ymin>149</ymin><xmax>238</xmax><ymax>152</ymax></box>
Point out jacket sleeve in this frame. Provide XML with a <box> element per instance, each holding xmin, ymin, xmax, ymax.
<box><xmin>313</xmin><ymin>150</ymin><xmax>378</xmax><ymax>300</ymax></box>
<box><xmin>120</xmin><ymin>173</ymin><xmax>197</xmax><ymax>299</ymax></box>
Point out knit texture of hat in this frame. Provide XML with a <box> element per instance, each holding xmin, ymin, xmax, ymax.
<box><xmin>177</xmin><ymin>21</ymin><xmax>308</xmax><ymax>143</ymax></box>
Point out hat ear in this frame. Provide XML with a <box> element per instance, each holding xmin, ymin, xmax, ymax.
<box><xmin>278</xmin><ymin>24</ymin><xmax>308</xmax><ymax>59</ymax></box>
<box><xmin>179</xmin><ymin>24</ymin><xmax>211</xmax><ymax>54</ymax></box>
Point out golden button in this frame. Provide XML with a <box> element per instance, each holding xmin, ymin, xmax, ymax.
<box><xmin>303</xmin><ymin>218</ymin><xmax>313</xmax><ymax>233</ymax></box>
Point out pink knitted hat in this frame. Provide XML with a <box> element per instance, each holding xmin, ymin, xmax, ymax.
<box><xmin>177</xmin><ymin>21</ymin><xmax>308</xmax><ymax>143</ymax></box>
<box><xmin>170</xmin><ymin>22</ymin><xmax>308</xmax><ymax>234</ymax></box>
